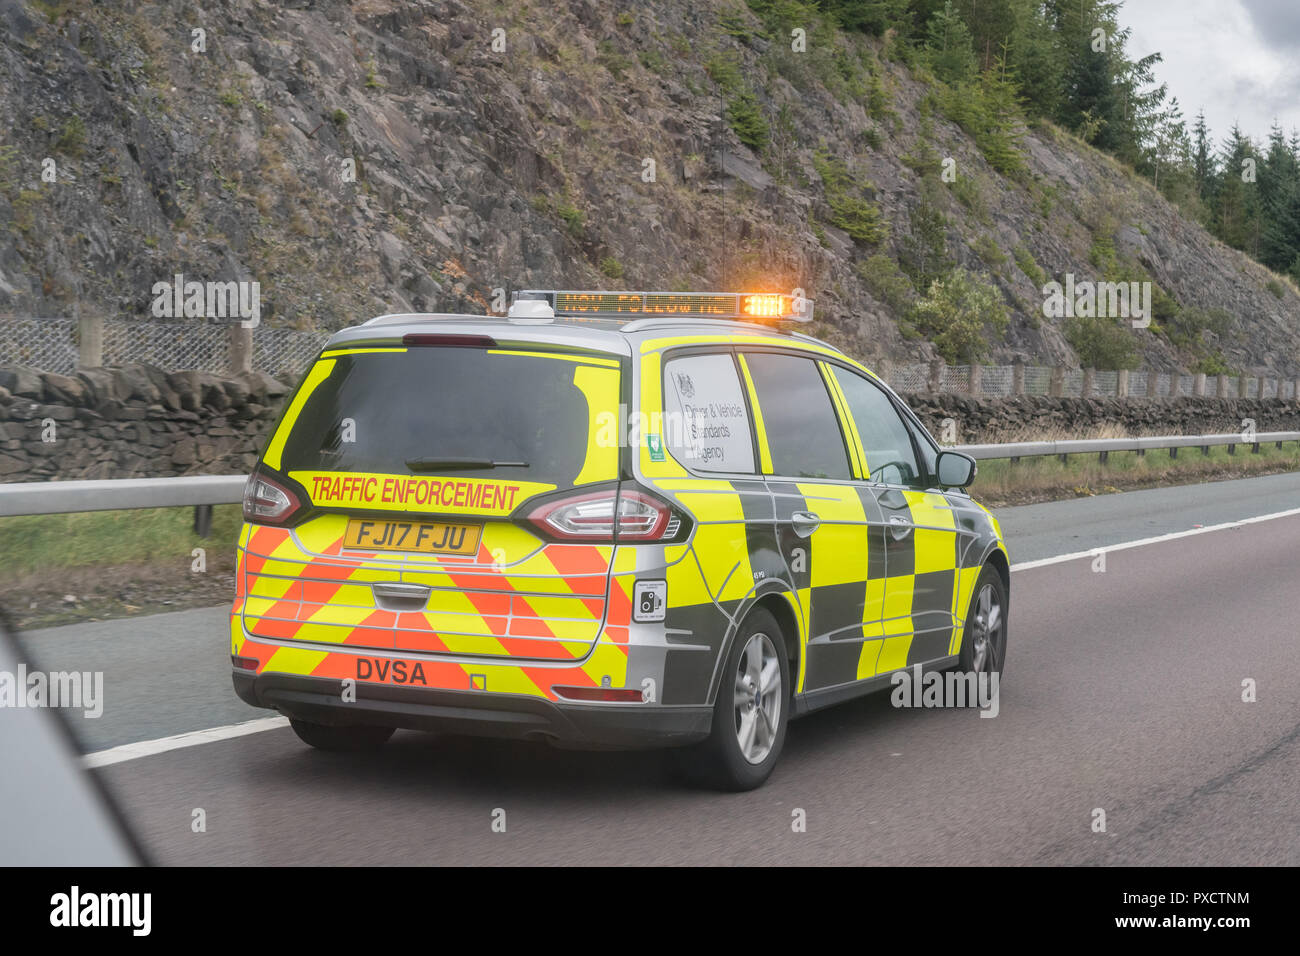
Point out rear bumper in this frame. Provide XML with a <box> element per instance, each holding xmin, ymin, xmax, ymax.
<box><xmin>233</xmin><ymin>670</ymin><xmax>712</xmax><ymax>750</ymax></box>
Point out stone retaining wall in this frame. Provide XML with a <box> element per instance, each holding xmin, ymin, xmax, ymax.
<box><xmin>2</xmin><ymin>365</ymin><xmax>1297</xmax><ymax>484</ymax></box>
<box><xmin>0</xmin><ymin>364</ymin><xmax>289</xmax><ymax>481</ymax></box>
<box><xmin>902</xmin><ymin>393</ymin><xmax>1300</xmax><ymax>445</ymax></box>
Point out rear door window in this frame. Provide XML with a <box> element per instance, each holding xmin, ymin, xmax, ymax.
<box><xmin>662</xmin><ymin>352</ymin><xmax>756</xmax><ymax>474</ymax></box>
<box><xmin>740</xmin><ymin>351</ymin><xmax>852</xmax><ymax>480</ymax></box>
<box><xmin>267</xmin><ymin>346</ymin><xmax>621</xmax><ymax>492</ymax></box>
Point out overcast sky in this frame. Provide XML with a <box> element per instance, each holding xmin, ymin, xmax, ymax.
<box><xmin>1122</xmin><ymin>0</ymin><xmax>1300</xmax><ymax>147</ymax></box>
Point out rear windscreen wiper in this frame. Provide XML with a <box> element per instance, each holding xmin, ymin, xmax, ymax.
<box><xmin>405</xmin><ymin>457</ymin><xmax>529</xmax><ymax>471</ymax></box>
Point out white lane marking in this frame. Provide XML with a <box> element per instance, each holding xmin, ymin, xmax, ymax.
<box><xmin>82</xmin><ymin>506</ymin><xmax>1300</xmax><ymax>767</ymax></box>
<box><xmin>83</xmin><ymin>716</ymin><xmax>289</xmax><ymax>768</ymax></box>
<box><xmin>1010</xmin><ymin>506</ymin><xmax>1300</xmax><ymax>573</ymax></box>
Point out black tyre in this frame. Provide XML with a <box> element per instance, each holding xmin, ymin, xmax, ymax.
<box><xmin>288</xmin><ymin>717</ymin><xmax>395</xmax><ymax>752</ymax></box>
<box><xmin>679</xmin><ymin>608</ymin><xmax>790</xmax><ymax>791</ymax></box>
<box><xmin>958</xmin><ymin>564</ymin><xmax>1008</xmax><ymax>683</ymax></box>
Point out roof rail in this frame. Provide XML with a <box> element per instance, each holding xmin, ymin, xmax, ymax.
<box><xmin>362</xmin><ymin>312</ymin><xmax>488</xmax><ymax>326</ymax></box>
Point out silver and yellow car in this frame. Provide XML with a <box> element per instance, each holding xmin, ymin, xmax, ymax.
<box><xmin>231</xmin><ymin>291</ymin><xmax>1009</xmax><ymax>789</ymax></box>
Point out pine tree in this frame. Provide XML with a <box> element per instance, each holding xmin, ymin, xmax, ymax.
<box><xmin>975</xmin><ymin>50</ymin><xmax>1027</xmax><ymax>175</ymax></box>
<box><xmin>1111</xmin><ymin>44</ymin><xmax>1167</xmax><ymax>169</ymax></box>
<box><xmin>925</xmin><ymin>1</ymin><xmax>978</xmax><ymax>85</ymax></box>
<box><xmin>1214</xmin><ymin>125</ymin><xmax>1262</xmax><ymax>255</ymax></box>
<box><xmin>1009</xmin><ymin>0</ymin><xmax>1063</xmax><ymax>119</ymax></box>
<box><xmin>820</xmin><ymin>0</ymin><xmax>910</xmax><ymax>35</ymax></box>
<box><xmin>1150</xmin><ymin>96</ymin><xmax>1187</xmax><ymax>191</ymax></box>
<box><xmin>1192</xmin><ymin>110</ymin><xmax>1217</xmax><ymax>200</ymax></box>
<box><xmin>1259</xmin><ymin>123</ymin><xmax>1300</xmax><ymax>273</ymax></box>
<box><xmin>954</xmin><ymin>0</ymin><xmax>1019</xmax><ymax>71</ymax></box>
<box><xmin>1054</xmin><ymin>0</ymin><xmax>1122</xmax><ymax>149</ymax></box>
<box><xmin>811</xmin><ymin>0</ymin><xmax>1295</xmax><ymax>282</ymax></box>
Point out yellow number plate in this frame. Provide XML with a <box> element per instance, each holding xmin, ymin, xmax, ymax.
<box><xmin>343</xmin><ymin>518</ymin><xmax>481</xmax><ymax>556</ymax></box>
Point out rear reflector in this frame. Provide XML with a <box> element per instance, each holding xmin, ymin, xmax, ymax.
<box><xmin>232</xmin><ymin>655</ymin><xmax>259</xmax><ymax>671</ymax></box>
<box><xmin>402</xmin><ymin>333</ymin><xmax>497</xmax><ymax>347</ymax></box>
<box><xmin>552</xmin><ymin>685</ymin><xmax>645</xmax><ymax>703</ymax></box>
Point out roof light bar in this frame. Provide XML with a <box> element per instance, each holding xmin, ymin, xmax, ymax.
<box><xmin>511</xmin><ymin>290</ymin><xmax>814</xmax><ymax>323</ymax></box>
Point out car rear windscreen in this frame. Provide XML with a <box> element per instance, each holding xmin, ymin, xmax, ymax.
<box><xmin>271</xmin><ymin>346</ymin><xmax>621</xmax><ymax>489</ymax></box>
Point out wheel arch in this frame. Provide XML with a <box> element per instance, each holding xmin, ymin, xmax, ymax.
<box><xmin>984</xmin><ymin>546</ymin><xmax>1010</xmax><ymax>596</ymax></box>
<box><xmin>955</xmin><ymin>544</ymin><xmax>1010</xmax><ymax>629</ymax></box>
<box><xmin>752</xmin><ymin>591</ymin><xmax>801</xmax><ymax>687</ymax></box>
<box><xmin>709</xmin><ymin>589</ymin><xmax>802</xmax><ymax>706</ymax></box>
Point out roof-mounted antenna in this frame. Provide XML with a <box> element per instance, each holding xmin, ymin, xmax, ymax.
<box><xmin>507</xmin><ymin>291</ymin><xmax>556</xmax><ymax>323</ymax></box>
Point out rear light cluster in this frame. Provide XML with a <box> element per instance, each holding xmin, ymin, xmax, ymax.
<box><xmin>242</xmin><ymin>472</ymin><xmax>302</xmax><ymax>525</ymax></box>
<box><xmin>525</xmin><ymin>488</ymin><xmax>683</xmax><ymax>543</ymax></box>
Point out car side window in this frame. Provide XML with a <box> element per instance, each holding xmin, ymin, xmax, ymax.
<box><xmin>830</xmin><ymin>366</ymin><xmax>923</xmax><ymax>488</ymax></box>
<box><xmin>741</xmin><ymin>351</ymin><xmax>852</xmax><ymax>480</ymax></box>
<box><xmin>662</xmin><ymin>352</ymin><xmax>756</xmax><ymax>474</ymax></box>
<box><xmin>902</xmin><ymin>412</ymin><xmax>939</xmax><ymax>487</ymax></box>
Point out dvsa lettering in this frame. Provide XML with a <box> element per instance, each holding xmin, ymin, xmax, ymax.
<box><xmin>356</xmin><ymin>657</ymin><xmax>428</xmax><ymax>685</ymax></box>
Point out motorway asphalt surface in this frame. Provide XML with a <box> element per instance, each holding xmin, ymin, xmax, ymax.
<box><xmin>12</xmin><ymin>472</ymin><xmax>1300</xmax><ymax>865</ymax></box>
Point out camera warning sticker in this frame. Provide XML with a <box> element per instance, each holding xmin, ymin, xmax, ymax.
<box><xmin>633</xmin><ymin>579</ymin><xmax>667</xmax><ymax>622</ymax></box>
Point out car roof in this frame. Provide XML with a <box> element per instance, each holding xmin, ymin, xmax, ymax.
<box><xmin>322</xmin><ymin>313</ymin><xmax>845</xmax><ymax>358</ymax></box>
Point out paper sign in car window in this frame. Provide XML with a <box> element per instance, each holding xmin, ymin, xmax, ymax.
<box><xmin>662</xmin><ymin>354</ymin><xmax>755</xmax><ymax>474</ymax></box>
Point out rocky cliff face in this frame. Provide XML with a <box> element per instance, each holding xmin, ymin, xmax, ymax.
<box><xmin>1</xmin><ymin>0</ymin><xmax>1298</xmax><ymax>377</ymax></box>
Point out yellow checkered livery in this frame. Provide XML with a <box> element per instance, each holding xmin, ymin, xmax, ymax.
<box><xmin>230</xmin><ymin>307</ymin><xmax>1008</xmax><ymax>763</ymax></box>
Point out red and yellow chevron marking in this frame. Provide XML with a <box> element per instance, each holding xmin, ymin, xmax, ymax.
<box><xmin>232</xmin><ymin>516</ymin><xmax>630</xmax><ymax>701</ymax></box>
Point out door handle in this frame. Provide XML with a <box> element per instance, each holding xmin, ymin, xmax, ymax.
<box><xmin>888</xmin><ymin>515</ymin><xmax>913</xmax><ymax>540</ymax></box>
<box><xmin>372</xmin><ymin>582</ymin><xmax>432</xmax><ymax>611</ymax></box>
<box><xmin>791</xmin><ymin>511</ymin><xmax>820</xmax><ymax>538</ymax></box>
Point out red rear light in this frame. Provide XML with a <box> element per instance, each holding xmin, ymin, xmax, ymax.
<box><xmin>551</xmin><ymin>684</ymin><xmax>645</xmax><ymax>702</ymax></box>
<box><xmin>526</xmin><ymin>489</ymin><xmax>671</xmax><ymax>543</ymax></box>
<box><xmin>242</xmin><ymin>472</ymin><xmax>303</xmax><ymax>525</ymax></box>
<box><xmin>401</xmin><ymin>333</ymin><xmax>497</xmax><ymax>347</ymax></box>
<box><xmin>231</xmin><ymin>655</ymin><xmax>259</xmax><ymax>671</ymax></box>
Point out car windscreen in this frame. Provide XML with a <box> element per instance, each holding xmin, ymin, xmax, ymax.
<box><xmin>270</xmin><ymin>346</ymin><xmax>621</xmax><ymax>489</ymax></box>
